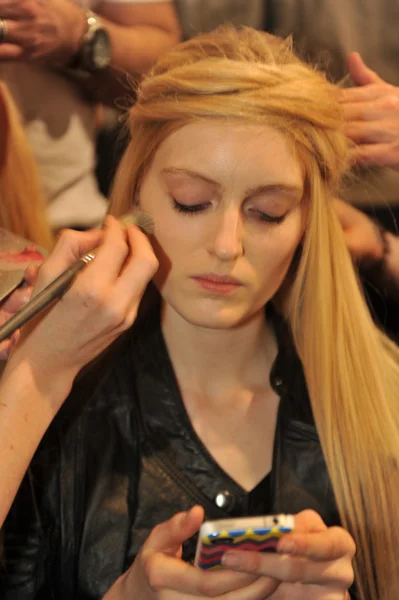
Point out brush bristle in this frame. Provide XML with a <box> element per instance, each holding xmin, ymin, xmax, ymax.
<box><xmin>119</xmin><ymin>211</ymin><xmax>155</xmax><ymax>235</ymax></box>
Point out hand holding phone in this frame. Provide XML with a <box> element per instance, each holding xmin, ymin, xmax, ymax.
<box><xmin>195</xmin><ymin>514</ymin><xmax>295</xmax><ymax>570</ymax></box>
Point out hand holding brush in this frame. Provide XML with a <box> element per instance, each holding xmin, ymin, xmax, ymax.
<box><xmin>0</xmin><ymin>211</ymin><xmax>154</xmax><ymax>344</ymax></box>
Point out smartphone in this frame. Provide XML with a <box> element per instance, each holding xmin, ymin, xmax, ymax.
<box><xmin>194</xmin><ymin>514</ymin><xmax>295</xmax><ymax>570</ymax></box>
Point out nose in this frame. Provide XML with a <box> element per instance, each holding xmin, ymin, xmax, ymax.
<box><xmin>207</xmin><ymin>208</ymin><xmax>244</xmax><ymax>261</ymax></box>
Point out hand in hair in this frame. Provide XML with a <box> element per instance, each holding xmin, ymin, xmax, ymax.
<box><xmin>0</xmin><ymin>264</ymin><xmax>38</xmax><ymax>360</ymax></box>
<box><xmin>104</xmin><ymin>506</ymin><xmax>281</xmax><ymax>599</ymax></box>
<box><xmin>340</xmin><ymin>52</ymin><xmax>399</xmax><ymax>170</ymax></box>
<box><xmin>220</xmin><ymin>510</ymin><xmax>355</xmax><ymax>599</ymax></box>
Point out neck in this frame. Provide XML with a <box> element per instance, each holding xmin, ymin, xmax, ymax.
<box><xmin>161</xmin><ymin>304</ymin><xmax>277</xmax><ymax>401</ymax></box>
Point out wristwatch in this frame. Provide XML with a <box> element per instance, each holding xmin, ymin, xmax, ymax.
<box><xmin>69</xmin><ymin>10</ymin><xmax>111</xmax><ymax>74</ymax></box>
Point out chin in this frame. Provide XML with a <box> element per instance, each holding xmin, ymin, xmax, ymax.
<box><xmin>173</xmin><ymin>302</ymin><xmax>260</xmax><ymax>330</ymax></box>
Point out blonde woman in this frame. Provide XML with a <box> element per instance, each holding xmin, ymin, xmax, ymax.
<box><xmin>0</xmin><ymin>26</ymin><xmax>398</xmax><ymax>600</ymax></box>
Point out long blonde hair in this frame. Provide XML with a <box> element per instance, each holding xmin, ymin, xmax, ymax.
<box><xmin>0</xmin><ymin>81</ymin><xmax>53</xmax><ymax>250</ymax></box>
<box><xmin>110</xmin><ymin>26</ymin><xmax>399</xmax><ymax>599</ymax></box>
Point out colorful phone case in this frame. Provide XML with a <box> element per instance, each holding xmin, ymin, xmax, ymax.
<box><xmin>195</xmin><ymin>514</ymin><xmax>294</xmax><ymax>570</ymax></box>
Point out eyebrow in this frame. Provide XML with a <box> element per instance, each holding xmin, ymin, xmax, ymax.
<box><xmin>161</xmin><ymin>167</ymin><xmax>220</xmax><ymax>188</ymax></box>
<box><xmin>161</xmin><ymin>167</ymin><xmax>303</xmax><ymax>200</ymax></box>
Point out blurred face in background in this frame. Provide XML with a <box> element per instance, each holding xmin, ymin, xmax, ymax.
<box><xmin>139</xmin><ymin>120</ymin><xmax>305</xmax><ymax>330</ymax></box>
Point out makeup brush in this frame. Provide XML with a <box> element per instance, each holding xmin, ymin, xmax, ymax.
<box><xmin>0</xmin><ymin>211</ymin><xmax>155</xmax><ymax>342</ymax></box>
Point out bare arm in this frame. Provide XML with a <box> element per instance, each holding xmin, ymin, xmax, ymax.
<box><xmin>0</xmin><ymin>218</ymin><xmax>157</xmax><ymax>527</ymax></box>
<box><xmin>77</xmin><ymin>1</ymin><xmax>182</xmax><ymax>104</ymax></box>
<box><xmin>0</xmin><ymin>0</ymin><xmax>181</xmax><ymax>105</ymax></box>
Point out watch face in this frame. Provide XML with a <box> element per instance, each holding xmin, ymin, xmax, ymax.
<box><xmin>92</xmin><ymin>29</ymin><xmax>111</xmax><ymax>71</ymax></box>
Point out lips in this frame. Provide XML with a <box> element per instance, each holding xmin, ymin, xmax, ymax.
<box><xmin>192</xmin><ymin>273</ymin><xmax>242</xmax><ymax>285</ymax></box>
<box><xmin>190</xmin><ymin>273</ymin><xmax>243</xmax><ymax>294</ymax></box>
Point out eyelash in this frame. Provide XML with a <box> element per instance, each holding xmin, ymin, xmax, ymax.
<box><xmin>173</xmin><ymin>199</ymin><xmax>208</xmax><ymax>214</ymax></box>
<box><xmin>172</xmin><ymin>199</ymin><xmax>286</xmax><ymax>224</ymax></box>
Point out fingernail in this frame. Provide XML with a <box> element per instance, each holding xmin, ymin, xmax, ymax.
<box><xmin>221</xmin><ymin>552</ymin><xmax>242</xmax><ymax>568</ymax></box>
<box><xmin>277</xmin><ymin>540</ymin><xmax>296</xmax><ymax>555</ymax></box>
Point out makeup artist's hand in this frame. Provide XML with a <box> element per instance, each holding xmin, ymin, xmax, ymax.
<box><xmin>220</xmin><ymin>510</ymin><xmax>355</xmax><ymax>599</ymax></box>
<box><xmin>0</xmin><ymin>264</ymin><xmax>38</xmax><ymax>360</ymax></box>
<box><xmin>104</xmin><ymin>506</ymin><xmax>279</xmax><ymax>600</ymax></box>
<box><xmin>6</xmin><ymin>216</ymin><xmax>158</xmax><ymax>410</ymax></box>
<box><xmin>340</xmin><ymin>52</ymin><xmax>399</xmax><ymax>170</ymax></box>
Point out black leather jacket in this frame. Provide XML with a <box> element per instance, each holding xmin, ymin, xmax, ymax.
<box><xmin>1</xmin><ymin>307</ymin><xmax>342</xmax><ymax>599</ymax></box>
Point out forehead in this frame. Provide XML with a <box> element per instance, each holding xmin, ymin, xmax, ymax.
<box><xmin>151</xmin><ymin>120</ymin><xmax>303</xmax><ymax>188</ymax></box>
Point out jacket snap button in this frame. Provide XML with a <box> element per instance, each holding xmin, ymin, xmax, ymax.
<box><xmin>215</xmin><ymin>490</ymin><xmax>231</xmax><ymax>508</ymax></box>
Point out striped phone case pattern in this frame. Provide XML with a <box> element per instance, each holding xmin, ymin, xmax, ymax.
<box><xmin>197</xmin><ymin>524</ymin><xmax>292</xmax><ymax>570</ymax></box>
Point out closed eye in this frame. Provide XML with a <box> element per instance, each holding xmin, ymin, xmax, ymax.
<box><xmin>248</xmin><ymin>209</ymin><xmax>287</xmax><ymax>224</ymax></box>
<box><xmin>172</xmin><ymin>199</ymin><xmax>287</xmax><ymax>224</ymax></box>
<box><xmin>172</xmin><ymin>199</ymin><xmax>210</xmax><ymax>214</ymax></box>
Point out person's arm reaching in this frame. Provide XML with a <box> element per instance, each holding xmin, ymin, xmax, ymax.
<box><xmin>0</xmin><ymin>0</ymin><xmax>181</xmax><ymax>105</ymax></box>
<box><xmin>0</xmin><ymin>217</ymin><xmax>158</xmax><ymax>527</ymax></box>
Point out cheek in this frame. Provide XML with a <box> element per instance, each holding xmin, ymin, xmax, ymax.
<box><xmin>152</xmin><ymin>216</ymin><xmax>205</xmax><ymax>262</ymax></box>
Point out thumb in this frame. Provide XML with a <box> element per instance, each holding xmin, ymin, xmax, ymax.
<box><xmin>146</xmin><ymin>506</ymin><xmax>204</xmax><ymax>555</ymax></box>
<box><xmin>347</xmin><ymin>51</ymin><xmax>382</xmax><ymax>86</ymax></box>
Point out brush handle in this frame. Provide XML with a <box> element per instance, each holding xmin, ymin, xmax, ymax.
<box><xmin>0</xmin><ymin>253</ymin><xmax>95</xmax><ymax>342</ymax></box>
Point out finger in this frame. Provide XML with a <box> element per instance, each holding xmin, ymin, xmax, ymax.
<box><xmin>342</xmin><ymin>100</ymin><xmax>392</xmax><ymax>122</ymax></box>
<box><xmin>277</xmin><ymin>527</ymin><xmax>356</xmax><ymax>562</ymax></box>
<box><xmin>0</xmin><ymin>43</ymin><xmax>24</xmax><ymax>60</ymax></box>
<box><xmin>145</xmin><ymin>552</ymin><xmax>259</xmax><ymax>596</ymax></box>
<box><xmin>222</xmin><ymin>551</ymin><xmax>354</xmax><ymax>588</ymax></box>
<box><xmin>24</xmin><ymin>264</ymin><xmax>40</xmax><ymax>286</ymax></box>
<box><xmin>111</xmin><ymin>225</ymin><xmax>158</xmax><ymax>313</ymax></box>
<box><xmin>290</xmin><ymin>509</ymin><xmax>327</xmax><ymax>535</ymax></box>
<box><xmin>350</xmin><ymin>142</ymin><xmax>399</xmax><ymax>168</ymax></box>
<box><xmin>145</xmin><ymin>505</ymin><xmax>204</xmax><ymax>554</ymax></box>
<box><xmin>0</xmin><ymin>284</ymin><xmax>33</xmax><ymax>313</ymax></box>
<box><xmin>339</xmin><ymin>84</ymin><xmax>391</xmax><ymax>104</ymax></box>
<box><xmin>78</xmin><ymin>216</ymin><xmax>138</xmax><ymax>293</ymax></box>
<box><xmin>33</xmin><ymin>228</ymin><xmax>104</xmax><ymax>293</ymax></box>
<box><xmin>344</xmin><ymin>120</ymin><xmax>394</xmax><ymax>144</ymax></box>
<box><xmin>347</xmin><ymin>52</ymin><xmax>383</xmax><ymax>86</ymax></box>
<box><xmin>0</xmin><ymin>1</ymin><xmax>34</xmax><ymax>19</ymax></box>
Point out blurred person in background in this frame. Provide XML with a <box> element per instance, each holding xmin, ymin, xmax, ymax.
<box><xmin>263</xmin><ymin>0</ymin><xmax>399</xmax><ymax>223</ymax></box>
<box><xmin>0</xmin><ymin>0</ymin><xmax>181</xmax><ymax>230</ymax></box>
<box><xmin>174</xmin><ymin>0</ymin><xmax>264</xmax><ymax>39</ymax></box>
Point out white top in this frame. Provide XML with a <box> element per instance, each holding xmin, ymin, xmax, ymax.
<box><xmin>1</xmin><ymin>0</ymin><xmax>173</xmax><ymax>229</ymax></box>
